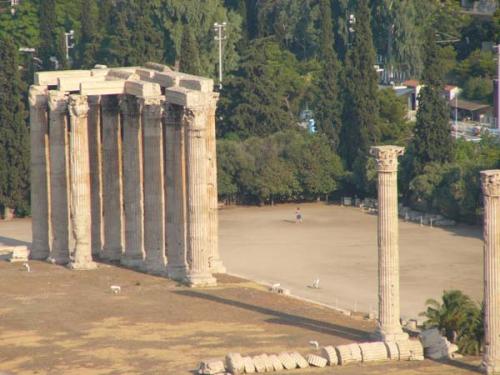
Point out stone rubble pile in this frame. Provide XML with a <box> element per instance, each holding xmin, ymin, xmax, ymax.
<box><xmin>199</xmin><ymin>340</ymin><xmax>424</xmax><ymax>374</ymax></box>
<box><xmin>420</xmin><ymin>328</ymin><xmax>459</xmax><ymax>359</ymax></box>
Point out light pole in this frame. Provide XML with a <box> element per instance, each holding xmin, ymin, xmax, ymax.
<box><xmin>213</xmin><ymin>22</ymin><xmax>227</xmax><ymax>90</ymax></box>
<box><xmin>64</xmin><ymin>29</ymin><xmax>75</xmax><ymax>62</ymax></box>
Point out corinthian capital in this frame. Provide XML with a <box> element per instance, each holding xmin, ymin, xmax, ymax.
<box><xmin>69</xmin><ymin>95</ymin><xmax>89</xmax><ymax>118</ymax></box>
<box><xmin>370</xmin><ymin>145</ymin><xmax>405</xmax><ymax>172</ymax></box>
<box><xmin>119</xmin><ymin>95</ymin><xmax>140</xmax><ymax>118</ymax></box>
<box><xmin>481</xmin><ymin>170</ymin><xmax>500</xmax><ymax>197</ymax></box>
<box><xmin>140</xmin><ymin>96</ymin><xmax>163</xmax><ymax>120</ymax></box>
<box><xmin>28</xmin><ymin>85</ymin><xmax>48</xmax><ymax>108</ymax></box>
<box><xmin>48</xmin><ymin>91</ymin><xmax>68</xmax><ymax>113</ymax></box>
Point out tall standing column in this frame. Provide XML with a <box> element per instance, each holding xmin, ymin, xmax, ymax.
<box><xmin>47</xmin><ymin>91</ymin><xmax>71</xmax><ymax>265</ymax></box>
<box><xmin>481</xmin><ymin>170</ymin><xmax>500</xmax><ymax>374</ymax></box>
<box><xmin>184</xmin><ymin>105</ymin><xmax>216</xmax><ymax>287</ymax></box>
<box><xmin>87</xmin><ymin>95</ymin><xmax>103</xmax><ymax>258</ymax></box>
<box><xmin>164</xmin><ymin>103</ymin><xmax>189</xmax><ymax>281</ymax></box>
<box><xmin>206</xmin><ymin>94</ymin><xmax>226</xmax><ymax>273</ymax></box>
<box><xmin>370</xmin><ymin>145</ymin><xmax>407</xmax><ymax>342</ymax></box>
<box><xmin>68</xmin><ymin>95</ymin><xmax>96</xmax><ymax>270</ymax></box>
<box><xmin>101</xmin><ymin>95</ymin><xmax>123</xmax><ymax>261</ymax></box>
<box><xmin>142</xmin><ymin>97</ymin><xmax>167</xmax><ymax>275</ymax></box>
<box><xmin>29</xmin><ymin>86</ymin><xmax>51</xmax><ymax>260</ymax></box>
<box><xmin>121</xmin><ymin>95</ymin><xmax>144</xmax><ymax>268</ymax></box>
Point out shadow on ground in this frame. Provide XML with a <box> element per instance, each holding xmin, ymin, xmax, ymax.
<box><xmin>176</xmin><ymin>290</ymin><xmax>369</xmax><ymax>342</ymax></box>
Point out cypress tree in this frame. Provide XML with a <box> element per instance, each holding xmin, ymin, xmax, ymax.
<box><xmin>99</xmin><ymin>2</ymin><xmax>132</xmax><ymax>66</ymax></box>
<box><xmin>179</xmin><ymin>24</ymin><xmax>201</xmax><ymax>75</ymax></box>
<box><xmin>411</xmin><ymin>30</ymin><xmax>453</xmax><ymax>175</ymax></box>
<box><xmin>78</xmin><ymin>0</ymin><xmax>100</xmax><ymax>68</ymax></box>
<box><xmin>340</xmin><ymin>0</ymin><xmax>380</xmax><ymax>170</ymax></box>
<box><xmin>38</xmin><ymin>0</ymin><xmax>57</xmax><ymax>69</ymax></box>
<box><xmin>0</xmin><ymin>36</ymin><xmax>30</xmax><ymax>216</ymax></box>
<box><xmin>314</xmin><ymin>0</ymin><xmax>342</xmax><ymax>150</ymax></box>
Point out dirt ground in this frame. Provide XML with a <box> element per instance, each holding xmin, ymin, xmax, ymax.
<box><xmin>0</xmin><ymin>260</ymin><xmax>482</xmax><ymax>374</ymax></box>
<box><xmin>219</xmin><ymin>203</ymin><xmax>484</xmax><ymax>318</ymax></box>
<box><xmin>0</xmin><ymin>204</ymin><xmax>486</xmax><ymax>373</ymax></box>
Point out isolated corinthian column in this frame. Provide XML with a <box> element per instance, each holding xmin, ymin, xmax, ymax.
<box><xmin>370</xmin><ymin>145</ymin><xmax>408</xmax><ymax>342</ymax></box>
<box><xmin>481</xmin><ymin>170</ymin><xmax>500</xmax><ymax>374</ymax></box>
<box><xmin>184</xmin><ymin>105</ymin><xmax>216</xmax><ymax>287</ymax></box>
<box><xmin>68</xmin><ymin>95</ymin><xmax>96</xmax><ymax>270</ymax></box>
<box><xmin>29</xmin><ymin>85</ymin><xmax>51</xmax><ymax>260</ymax></box>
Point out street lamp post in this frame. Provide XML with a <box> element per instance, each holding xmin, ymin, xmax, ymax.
<box><xmin>214</xmin><ymin>22</ymin><xmax>227</xmax><ymax>90</ymax></box>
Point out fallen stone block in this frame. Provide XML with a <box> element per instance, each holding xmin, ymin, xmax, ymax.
<box><xmin>269</xmin><ymin>354</ymin><xmax>283</xmax><ymax>371</ymax></box>
<box><xmin>7</xmin><ymin>246</ymin><xmax>30</xmax><ymax>262</ymax></box>
<box><xmin>252</xmin><ymin>355</ymin><xmax>266</xmax><ymax>373</ymax></box>
<box><xmin>320</xmin><ymin>346</ymin><xmax>338</xmax><ymax>366</ymax></box>
<box><xmin>385</xmin><ymin>342</ymin><xmax>400</xmax><ymax>360</ymax></box>
<box><xmin>359</xmin><ymin>342</ymin><xmax>389</xmax><ymax>362</ymax></box>
<box><xmin>243</xmin><ymin>356</ymin><xmax>255</xmax><ymax>373</ymax></box>
<box><xmin>397</xmin><ymin>340</ymin><xmax>424</xmax><ymax>361</ymax></box>
<box><xmin>261</xmin><ymin>354</ymin><xmax>273</xmax><ymax>372</ymax></box>
<box><xmin>336</xmin><ymin>343</ymin><xmax>362</xmax><ymax>365</ymax></box>
<box><xmin>290</xmin><ymin>352</ymin><xmax>309</xmax><ymax>369</ymax></box>
<box><xmin>306</xmin><ymin>354</ymin><xmax>327</xmax><ymax>368</ymax></box>
<box><xmin>278</xmin><ymin>352</ymin><xmax>296</xmax><ymax>370</ymax></box>
<box><xmin>198</xmin><ymin>359</ymin><xmax>226</xmax><ymax>375</ymax></box>
<box><xmin>421</xmin><ymin>328</ymin><xmax>442</xmax><ymax>348</ymax></box>
<box><xmin>226</xmin><ymin>353</ymin><xmax>244</xmax><ymax>374</ymax></box>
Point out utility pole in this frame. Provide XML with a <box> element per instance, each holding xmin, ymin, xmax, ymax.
<box><xmin>213</xmin><ymin>22</ymin><xmax>227</xmax><ymax>90</ymax></box>
<box><xmin>64</xmin><ymin>29</ymin><xmax>75</xmax><ymax>62</ymax></box>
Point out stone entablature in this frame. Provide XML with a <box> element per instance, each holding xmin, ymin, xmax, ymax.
<box><xmin>29</xmin><ymin>63</ymin><xmax>224</xmax><ymax>286</ymax></box>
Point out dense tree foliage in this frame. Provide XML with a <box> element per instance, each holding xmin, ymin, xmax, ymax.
<box><xmin>0</xmin><ymin>36</ymin><xmax>30</xmax><ymax>215</ymax></box>
<box><xmin>0</xmin><ymin>0</ymin><xmax>499</xmax><ymax>219</ymax></box>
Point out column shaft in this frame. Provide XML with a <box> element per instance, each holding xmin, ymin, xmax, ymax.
<box><xmin>29</xmin><ymin>86</ymin><xmax>51</xmax><ymax>260</ymax></box>
<box><xmin>371</xmin><ymin>145</ymin><xmax>407</xmax><ymax>342</ymax></box>
<box><xmin>68</xmin><ymin>95</ymin><xmax>96</xmax><ymax>269</ymax></box>
<box><xmin>185</xmin><ymin>106</ymin><xmax>216</xmax><ymax>286</ymax></box>
<box><xmin>121</xmin><ymin>95</ymin><xmax>144</xmax><ymax>267</ymax></box>
<box><xmin>165</xmin><ymin>103</ymin><xmax>188</xmax><ymax>280</ymax></box>
<box><xmin>206</xmin><ymin>95</ymin><xmax>225</xmax><ymax>273</ymax></box>
<box><xmin>87</xmin><ymin>95</ymin><xmax>103</xmax><ymax>257</ymax></box>
<box><xmin>47</xmin><ymin>91</ymin><xmax>71</xmax><ymax>264</ymax></box>
<box><xmin>142</xmin><ymin>97</ymin><xmax>166</xmax><ymax>275</ymax></box>
<box><xmin>481</xmin><ymin>170</ymin><xmax>500</xmax><ymax>374</ymax></box>
<box><xmin>101</xmin><ymin>95</ymin><xmax>123</xmax><ymax>261</ymax></box>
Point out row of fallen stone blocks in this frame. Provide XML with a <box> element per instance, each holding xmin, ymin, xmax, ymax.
<box><xmin>198</xmin><ymin>339</ymin><xmax>423</xmax><ymax>374</ymax></box>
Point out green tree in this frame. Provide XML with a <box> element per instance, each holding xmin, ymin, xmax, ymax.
<box><xmin>0</xmin><ymin>36</ymin><xmax>30</xmax><ymax>216</ymax></box>
<box><xmin>340</xmin><ymin>0</ymin><xmax>380</xmax><ymax>190</ymax></box>
<box><xmin>421</xmin><ymin>290</ymin><xmax>483</xmax><ymax>354</ymax></box>
<box><xmin>38</xmin><ymin>0</ymin><xmax>58</xmax><ymax>69</ymax></box>
<box><xmin>411</xmin><ymin>30</ymin><xmax>453</xmax><ymax>176</ymax></box>
<box><xmin>218</xmin><ymin>39</ymin><xmax>308</xmax><ymax>138</ymax></box>
<box><xmin>313</xmin><ymin>0</ymin><xmax>342</xmax><ymax>150</ymax></box>
<box><xmin>331</xmin><ymin>0</ymin><xmax>350</xmax><ymax>61</ymax></box>
<box><xmin>179</xmin><ymin>24</ymin><xmax>201</xmax><ymax>75</ymax></box>
<box><xmin>378</xmin><ymin>88</ymin><xmax>412</xmax><ymax>145</ymax></box>
<box><xmin>0</xmin><ymin>1</ymin><xmax>40</xmax><ymax>50</ymax></box>
<box><xmin>78</xmin><ymin>0</ymin><xmax>100</xmax><ymax>68</ymax></box>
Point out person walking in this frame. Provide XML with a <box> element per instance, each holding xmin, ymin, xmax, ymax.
<box><xmin>295</xmin><ymin>207</ymin><xmax>303</xmax><ymax>224</ymax></box>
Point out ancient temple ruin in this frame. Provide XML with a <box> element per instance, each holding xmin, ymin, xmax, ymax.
<box><xmin>29</xmin><ymin>63</ymin><xmax>225</xmax><ymax>286</ymax></box>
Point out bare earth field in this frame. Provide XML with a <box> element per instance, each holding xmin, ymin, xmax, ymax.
<box><xmin>0</xmin><ymin>204</ymin><xmax>485</xmax><ymax>374</ymax></box>
<box><xmin>219</xmin><ymin>203</ymin><xmax>484</xmax><ymax>319</ymax></box>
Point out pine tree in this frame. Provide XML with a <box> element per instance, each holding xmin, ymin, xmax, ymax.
<box><xmin>411</xmin><ymin>30</ymin><xmax>453</xmax><ymax>175</ymax></box>
<box><xmin>38</xmin><ymin>0</ymin><xmax>57</xmax><ymax>69</ymax></box>
<box><xmin>340</xmin><ymin>0</ymin><xmax>380</xmax><ymax>170</ymax></box>
<box><xmin>78</xmin><ymin>0</ymin><xmax>100</xmax><ymax>68</ymax></box>
<box><xmin>0</xmin><ymin>36</ymin><xmax>29</xmax><ymax>216</ymax></box>
<box><xmin>179</xmin><ymin>24</ymin><xmax>201</xmax><ymax>75</ymax></box>
<box><xmin>314</xmin><ymin>0</ymin><xmax>342</xmax><ymax>150</ymax></box>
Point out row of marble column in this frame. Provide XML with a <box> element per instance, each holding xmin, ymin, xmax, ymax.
<box><xmin>371</xmin><ymin>146</ymin><xmax>500</xmax><ymax>374</ymax></box>
<box><xmin>29</xmin><ymin>86</ymin><xmax>225</xmax><ymax>286</ymax></box>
